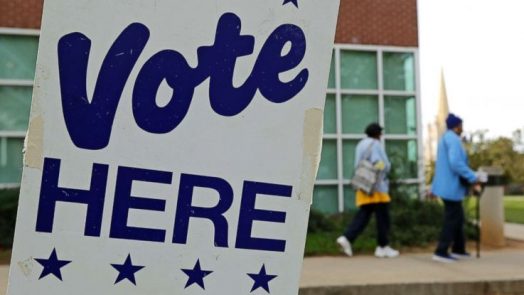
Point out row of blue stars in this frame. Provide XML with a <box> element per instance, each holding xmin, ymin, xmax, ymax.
<box><xmin>35</xmin><ymin>248</ymin><xmax>278</xmax><ymax>293</ymax></box>
<box><xmin>283</xmin><ymin>0</ymin><xmax>299</xmax><ymax>8</ymax></box>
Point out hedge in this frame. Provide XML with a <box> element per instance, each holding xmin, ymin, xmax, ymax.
<box><xmin>0</xmin><ymin>188</ymin><xmax>20</xmax><ymax>248</ymax></box>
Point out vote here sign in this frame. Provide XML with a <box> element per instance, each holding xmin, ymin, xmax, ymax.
<box><xmin>7</xmin><ymin>0</ymin><xmax>340</xmax><ymax>294</ymax></box>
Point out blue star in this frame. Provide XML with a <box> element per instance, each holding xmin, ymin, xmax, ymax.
<box><xmin>283</xmin><ymin>0</ymin><xmax>299</xmax><ymax>8</ymax></box>
<box><xmin>248</xmin><ymin>264</ymin><xmax>278</xmax><ymax>293</ymax></box>
<box><xmin>181</xmin><ymin>259</ymin><xmax>213</xmax><ymax>289</ymax></box>
<box><xmin>111</xmin><ymin>254</ymin><xmax>145</xmax><ymax>285</ymax></box>
<box><xmin>34</xmin><ymin>248</ymin><xmax>72</xmax><ymax>281</ymax></box>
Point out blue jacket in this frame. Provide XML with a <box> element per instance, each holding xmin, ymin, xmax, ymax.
<box><xmin>355</xmin><ymin>138</ymin><xmax>391</xmax><ymax>193</ymax></box>
<box><xmin>431</xmin><ymin>130</ymin><xmax>477</xmax><ymax>201</ymax></box>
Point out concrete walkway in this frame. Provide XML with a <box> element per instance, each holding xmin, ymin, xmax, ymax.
<box><xmin>300</xmin><ymin>247</ymin><xmax>524</xmax><ymax>295</ymax></box>
<box><xmin>505</xmin><ymin>223</ymin><xmax>524</xmax><ymax>241</ymax></box>
<box><xmin>0</xmin><ymin>265</ymin><xmax>6</xmax><ymax>295</ymax></box>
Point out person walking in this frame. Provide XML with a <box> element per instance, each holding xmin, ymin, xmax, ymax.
<box><xmin>336</xmin><ymin>123</ymin><xmax>399</xmax><ymax>258</ymax></box>
<box><xmin>431</xmin><ymin>113</ymin><xmax>481</xmax><ymax>263</ymax></box>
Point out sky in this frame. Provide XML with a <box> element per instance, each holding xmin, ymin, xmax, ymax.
<box><xmin>418</xmin><ymin>0</ymin><xmax>524</xmax><ymax>139</ymax></box>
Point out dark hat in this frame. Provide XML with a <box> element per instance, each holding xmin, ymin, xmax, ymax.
<box><xmin>446</xmin><ymin>113</ymin><xmax>463</xmax><ymax>129</ymax></box>
<box><xmin>365</xmin><ymin>123</ymin><xmax>383</xmax><ymax>138</ymax></box>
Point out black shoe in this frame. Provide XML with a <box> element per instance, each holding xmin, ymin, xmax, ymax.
<box><xmin>432</xmin><ymin>253</ymin><xmax>458</xmax><ymax>263</ymax></box>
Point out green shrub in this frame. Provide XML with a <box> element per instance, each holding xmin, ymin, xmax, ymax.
<box><xmin>389</xmin><ymin>196</ymin><xmax>443</xmax><ymax>248</ymax></box>
<box><xmin>464</xmin><ymin>197</ymin><xmax>483</xmax><ymax>240</ymax></box>
<box><xmin>504</xmin><ymin>196</ymin><xmax>524</xmax><ymax>224</ymax></box>
<box><xmin>305</xmin><ymin>195</ymin><xmax>445</xmax><ymax>256</ymax></box>
<box><xmin>0</xmin><ymin>188</ymin><xmax>20</xmax><ymax>248</ymax></box>
<box><xmin>307</xmin><ymin>210</ymin><xmax>339</xmax><ymax>234</ymax></box>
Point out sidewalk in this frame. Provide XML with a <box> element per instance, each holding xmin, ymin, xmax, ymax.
<box><xmin>300</xmin><ymin>246</ymin><xmax>524</xmax><ymax>295</ymax></box>
<box><xmin>299</xmin><ymin>222</ymin><xmax>524</xmax><ymax>294</ymax></box>
<box><xmin>505</xmin><ymin>223</ymin><xmax>524</xmax><ymax>241</ymax></box>
<box><xmin>0</xmin><ymin>265</ymin><xmax>6</xmax><ymax>295</ymax></box>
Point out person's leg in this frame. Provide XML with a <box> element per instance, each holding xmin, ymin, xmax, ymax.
<box><xmin>451</xmin><ymin>201</ymin><xmax>466</xmax><ymax>254</ymax></box>
<box><xmin>375</xmin><ymin>203</ymin><xmax>390</xmax><ymax>247</ymax></box>
<box><xmin>344</xmin><ymin>204</ymin><xmax>374</xmax><ymax>243</ymax></box>
<box><xmin>435</xmin><ymin>200</ymin><xmax>461</xmax><ymax>256</ymax></box>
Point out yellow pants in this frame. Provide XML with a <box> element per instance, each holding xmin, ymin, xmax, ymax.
<box><xmin>356</xmin><ymin>190</ymin><xmax>391</xmax><ymax>207</ymax></box>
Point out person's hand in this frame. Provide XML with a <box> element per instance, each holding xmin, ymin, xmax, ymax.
<box><xmin>472</xmin><ymin>183</ymin><xmax>482</xmax><ymax>195</ymax></box>
<box><xmin>476</xmin><ymin>171</ymin><xmax>488</xmax><ymax>183</ymax></box>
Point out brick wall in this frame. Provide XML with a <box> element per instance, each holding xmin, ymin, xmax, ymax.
<box><xmin>0</xmin><ymin>0</ymin><xmax>418</xmax><ymax>47</ymax></box>
<box><xmin>335</xmin><ymin>0</ymin><xmax>419</xmax><ymax>47</ymax></box>
<box><xmin>0</xmin><ymin>0</ymin><xmax>43</xmax><ymax>29</ymax></box>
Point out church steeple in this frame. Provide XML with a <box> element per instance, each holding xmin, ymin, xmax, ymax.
<box><xmin>436</xmin><ymin>68</ymin><xmax>450</xmax><ymax>138</ymax></box>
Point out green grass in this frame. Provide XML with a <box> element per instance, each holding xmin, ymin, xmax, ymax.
<box><xmin>304</xmin><ymin>212</ymin><xmax>378</xmax><ymax>256</ymax></box>
<box><xmin>305</xmin><ymin>232</ymin><xmax>340</xmax><ymax>256</ymax></box>
<box><xmin>304</xmin><ymin>197</ymin><xmax>445</xmax><ymax>256</ymax></box>
<box><xmin>305</xmin><ymin>232</ymin><xmax>377</xmax><ymax>256</ymax></box>
<box><xmin>466</xmin><ymin>196</ymin><xmax>524</xmax><ymax>225</ymax></box>
<box><xmin>505</xmin><ymin>196</ymin><xmax>524</xmax><ymax>224</ymax></box>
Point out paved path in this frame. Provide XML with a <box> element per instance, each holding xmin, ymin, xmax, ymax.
<box><xmin>300</xmin><ymin>248</ymin><xmax>524</xmax><ymax>289</ymax></box>
<box><xmin>505</xmin><ymin>223</ymin><xmax>524</xmax><ymax>241</ymax></box>
<box><xmin>0</xmin><ymin>265</ymin><xmax>7</xmax><ymax>295</ymax></box>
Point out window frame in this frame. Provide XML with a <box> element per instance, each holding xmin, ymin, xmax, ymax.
<box><xmin>0</xmin><ymin>27</ymin><xmax>39</xmax><ymax>188</ymax></box>
<box><xmin>317</xmin><ymin>44</ymin><xmax>423</xmax><ymax>212</ymax></box>
<box><xmin>0</xmin><ymin>31</ymin><xmax>425</xmax><ymax>198</ymax></box>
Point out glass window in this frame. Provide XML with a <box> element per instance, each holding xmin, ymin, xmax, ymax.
<box><xmin>343</xmin><ymin>187</ymin><xmax>357</xmax><ymax>211</ymax></box>
<box><xmin>315</xmin><ymin>49</ymin><xmax>420</xmax><ymax>214</ymax></box>
<box><xmin>312</xmin><ymin>186</ymin><xmax>338</xmax><ymax>214</ymax></box>
<box><xmin>386</xmin><ymin>140</ymin><xmax>418</xmax><ymax>179</ymax></box>
<box><xmin>384</xmin><ymin>96</ymin><xmax>417</xmax><ymax>135</ymax></box>
<box><xmin>0</xmin><ymin>86</ymin><xmax>32</xmax><ymax>131</ymax></box>
<box><xmin>342</xmin><ymin>139</ymin><xmax>358</xmax><ymax>179</ymax></box>
<box><xmin>0</xmin><ymin>35</ymin><xmax>39</xmax><ymax>80</ymax></box>
<box><xmin>340</xmin><ymin>51</ymin><xmax>377</xmax><ymax>90</ymax></box>
<box><xmin>342</xmin><ymin>95</ymin><xmax>378</xmax><ymax>134</ymax></box>
<box><xmin>317</xmin><ymin>140</ymin><xmax>337</xmax><ymax>180</ymax></box>
<box><xmin>323</xmin><ymin>94</ymin><xmax>336</xmax><ymax>134</ymax></box>
<box><xmin>0</xmin><ymin>137</ymin><xmax>24</xmax><ymax>183</ymax></box>
<box><xmin>383</xmin><ymin>52</ymin><xmax>415</xmax><ymax>91</ymax></box>
<box><xmin>327</xmin><ymin>52</ymin><xmax>336</xmax><ymax>89</ymax></box>
<box><xmin>391</xmin><ymin>184</ymin><xmax>420</xmax><ymax>199</ymax></box>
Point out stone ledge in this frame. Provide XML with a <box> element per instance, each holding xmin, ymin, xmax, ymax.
<box><xmin>300</xmin><ymin>279</ymin><xmax>524</xmax><ymax>295</ymax></box>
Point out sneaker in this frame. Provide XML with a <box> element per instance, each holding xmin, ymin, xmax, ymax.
<box><xmin>375</xmin><ymin>246</ymin><xmax>399</xmax><ymax>258</ymax></box>
<box><xmin>451</xmin><ymin>252</ymin><xmax>472</xmax><ymax>259</ymax></box>
<box><xmin>336</xmin><ymin>236</ymin><xmax>353</xmax><ymax>257</ymax></box>
<box><xmin>432</xmin><ymin>253</ymin><xmax>458</xmax><ymax>263</ymax></box>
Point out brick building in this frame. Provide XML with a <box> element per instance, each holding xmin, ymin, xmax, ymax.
<box><xmin>0</xmin><ymin>0</ymin><xmax>421</xmax><ymax>213</ymax></box>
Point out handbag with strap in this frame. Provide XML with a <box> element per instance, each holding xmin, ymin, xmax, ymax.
<box><xmin>350</xmin><ymin>142</ymin><xmax>379</xmax><ymax>195</ymax></box>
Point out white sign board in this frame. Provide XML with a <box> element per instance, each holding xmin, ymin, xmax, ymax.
<box><xmin>7</xmin><ymin>0</ymin><xmax>339</xmax><ymax>294</ymax></box>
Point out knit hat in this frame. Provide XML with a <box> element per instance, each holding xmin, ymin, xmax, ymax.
<box><xmin>446</xmin><ymin>113</ymin><xmax>463</xmax><ymax>129</ymax></box>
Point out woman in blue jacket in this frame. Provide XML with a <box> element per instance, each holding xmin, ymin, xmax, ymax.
<box><xmin>431</xmin><ymin>114</ymin><xmax>480</xmax><ymax>263</ymax></box>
